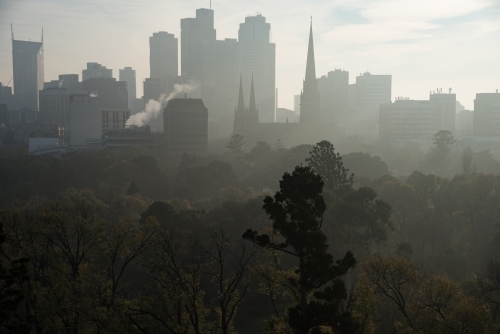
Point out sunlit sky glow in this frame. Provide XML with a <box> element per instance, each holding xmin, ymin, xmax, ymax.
<box><xmin>0</xmin><ymin>0</ymin><xmax>499</xmax><ymax>110</ymax></box>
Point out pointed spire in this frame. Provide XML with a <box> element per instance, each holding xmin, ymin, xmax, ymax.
<box><xmin>249</xmin><ymin>74</ymin><xmax>257</xmax><ymax>115</ymax></box>
<box><xmin>305</xmin><ymin>20</ymin><xmax>317</xmax><ymax>83</ymax></box>
<box><xmin>11</xmin><ymin>23</ymin><xmax>14</xmax><ymax>41</ymax></box>
<box><xmin>300</xmin><ymin>20</ymin><xmax>320</xmax><ymax>125</ymax></box>
<box><xmin>41</xmin><ymin>25</ymin><xmax>44</xmax><ymax>44</ymax></box>
<box><xmin>236</xmin><ymin>74</ymin><xmax>245</xmax><ymax>113</ymax></box>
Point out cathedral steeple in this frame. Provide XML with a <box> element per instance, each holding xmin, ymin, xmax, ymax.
<box><xmin>305</xmin><ymin>20</ymin><xmax>317</xmax><ymax>85</ymax></box>
<box><xmin>299</xmin><ymin>20</ymin><xmax>320</xmax><ymax>125</ymax></box>
<box><xmin>236</xmin><ymin>74</ymin><xmax>245</xmax><ymax>114</ymax></box>
<box><xmin>249</xmin><ymin>75</ymin><xmax>258</xmax><ymax>117</ymax></box>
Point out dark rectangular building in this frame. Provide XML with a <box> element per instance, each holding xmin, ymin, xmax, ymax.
<box><xmin>164</xmin><ymin>98</ymin><xmax>208</xmax><ymax>156</ymax></box>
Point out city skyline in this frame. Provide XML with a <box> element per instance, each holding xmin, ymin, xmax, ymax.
<box><xmin>0</xmin><ymin>0</ymin><xmax>499</xmax><ymax>110</ymax></box>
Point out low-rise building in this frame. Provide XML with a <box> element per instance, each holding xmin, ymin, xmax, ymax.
<box><xmin>100</xmin><ymin>125</ymin><xmax>154</xmax><ymax>151</ymax></box>
<box><xmin>379</xmin><ymin>92</ymin><xmax>456</xmax><ymax>146</ymax></box>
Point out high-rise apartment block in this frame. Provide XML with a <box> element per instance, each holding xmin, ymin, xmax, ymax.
<box><xmin>473</xmin><ymin>91</ymin><xmax>500</xmax><ymax>137</ymax></box>
<box><xmin>82</xmin><ymin>62</ymin><xmax>112</xmax><ymax>81</ymax></box>
<box><xmin>238</xmin><ymin>14</ymin><xmax>276</xmax><ymax>123</ymax></box>
<box><xmin>119</xmin><ymin>67</ymin><xmax>136</xmax><ymax>109</ymax></box>
<box><xmin>150</xmin><ymin>32</ymin><xmax>178</xmax><ymax>93</ymax></box>
<box><xmin>11</xmin><ymin>27</ymin><xmax>44</xmax><ymax>111</ymax></box>
<box><xmin>317</xmin><ymin>69</ymin><xmax>349</xmax><ymax>125</ymax></box>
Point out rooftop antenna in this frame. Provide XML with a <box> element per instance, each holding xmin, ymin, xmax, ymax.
<box><xmin>10</xmin><ymin>22</ymin><xmax>13</xmax><ymax>41</ymax></box>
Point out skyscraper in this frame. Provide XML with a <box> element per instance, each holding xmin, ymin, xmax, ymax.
<box><xmin>181</xmin><ymin>9</ymin><xmax>216</xmax><ymax>79</ymax></box>
<box><xmin>149</xmin><ymin>32</ymin><xmax>178</xmax><ymax>94</ymax></box>
<box><xmin>11</xmin><ymin>26</ymin><xmax>44</xmax><ymax>111</ymax></box>
<box><xmin>213</xmin><ymin>38</ymin><xmax>239</xmax><ymax>137</ymax></box>
<box><xmin>82</xmin><ymin>62</ymin><xmax>113</xmax><ymax>81</ymax></box>
<box><xmin>299</xmin><ymin>22</ymin><xmax>320</xmax><ymax>126</ymax></box>
<box><xmin>238</xmin><ymin>14</ymin><xmax>276</xmax><ymax>123</ymax></box>
<box><xmin>119</xmin><ymin>67</ymin><xmax>136</xmax><ymax>109</ymax></box>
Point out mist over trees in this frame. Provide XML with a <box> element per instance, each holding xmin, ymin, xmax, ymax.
<box><xmin>1</xmin><ymin>132</ymin><xmax>500</xmax><ymax>332</ymax></box>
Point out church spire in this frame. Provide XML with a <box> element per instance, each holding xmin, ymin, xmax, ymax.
<box><xmin>299</xmin><ymin>20</ymin><xmax>320</xmax><ymax>126</ymax></box>
<box><xmin>236</xmin><ymin>74</ymin><xmax>245</xmax><ymax>113</ymax></box>
<box><xmin>249</xmin><ymin>74</ymin><xmax>257</xmax><ymax>116</ymax></box>
<box><xmin>305</xmin><ymin>20</ymin><xmax>316</xmax><ymax>84</ymax></box>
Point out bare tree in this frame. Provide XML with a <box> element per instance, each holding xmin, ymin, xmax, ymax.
<box><xmin>205</xmin><ymin>229</ymin><xmax>255</xmax><ymax>334</ymax></box>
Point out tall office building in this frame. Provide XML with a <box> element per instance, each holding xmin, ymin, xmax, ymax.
<box><xmin>150</xmin><ymin>32</ymin><xmax>178</xmax><ymax>94</ymax></box>
<box><xmin>11</xmin><ymin>26</ymin><xmax>44</xmax><ymax>111</ymax></box>
<box><xmin>238</xmin><ymin>14</ymin><xmax>276</xmax><ymax>123</ymax></box>
<box><xmin>181</xmin><ymin>9</ymin><xmax>216</xmax><ymax>79</ymax></box>
<box><xmin>181</xmin><ymin>8</ymin><xmax>242</xmax><ymax>138</ymax></box>
<box><xmin>82</xmin><ymin>62</ymin><xmax>113</xmax><ymax>81</ymax></box>
<box><xmin>213</xmin><ymin>38</ymin><xmax>239</xmax><ymax>137</ymax></box>
<box><xmin>317</xmin><ymin>69</ymin><xmax>349</xmax><ymax>125</ymax></box>
<box><xmin>119</xmin><ymin>67</ymin><xmax>136</xmax><ymax>109</ymax></box>
<box><xmin>473</xmin><ymin>91</ymin><xmax>500</xmax><ymax>137</ymax></box>
<box><xmin>39</xmin><ymin>74</ymin><xmax>82</xmax><ymax>129</ymax></box>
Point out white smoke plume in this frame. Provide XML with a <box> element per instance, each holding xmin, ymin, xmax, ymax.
<box><xmin>126</xmin><ymin>83</ymin><xmax>197</xmax><ymax>127</ymax></box>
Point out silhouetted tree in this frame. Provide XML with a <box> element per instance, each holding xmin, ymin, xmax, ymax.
<box><xmin>226</xmin><ymin>134</ymin><xmax>245</xmax><ymax>155</ymax></box>
<box><xmin>341</xmin><ymin>152</ymin><xmax>390</xmax><ymax>180</ymax></box>
<box><xmin>306</xmin><ymin>140</ymin><xmax>353</xmax><ymax>193</ymax></box>
<box><xmin>432</xmin><ymin>130</ymin><xmax>455</xmax><ymax>156</ymax></box>
<box><xmin>243</xmin><ymin>166</ymin><xmax>357</xmax><ymax>333</ymax></box>
<box><xmin>126</xmin><ymin>182</ymin><xmax>139</xmax><ymax>195</ymax></box>
<box><xmin>0</xmin><ymin>223</ymin><xmax>34</xmax><ymax>333</ymax></box>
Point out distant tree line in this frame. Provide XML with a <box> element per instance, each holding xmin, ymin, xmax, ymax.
<box><xmin>0</xmin><ymin>132</ymin><xmax>500</xmax><ymax>332</ymax></box>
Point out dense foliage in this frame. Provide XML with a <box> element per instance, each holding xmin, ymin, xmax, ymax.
<box><xmin>0</xmin><ymin>133</ymin><xmax>500</xmax><ymax>333</ymax></box>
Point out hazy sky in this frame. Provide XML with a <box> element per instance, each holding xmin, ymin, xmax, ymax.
<box><xmin>0</xmin><ymin>0</ymin><xmax>499</xmax><ymax>110</ymax></box>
